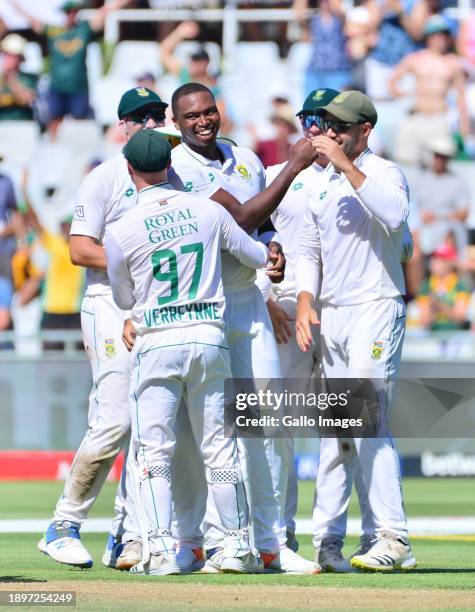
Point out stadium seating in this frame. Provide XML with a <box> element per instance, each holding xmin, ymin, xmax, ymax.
<box><xmin>108</xmin><ymin>40</ymin><xmax>162</xmax><ymax>82</ymax></box>
<box><xmin>21</xmin><ymin>41</ymin><xmax>43</xmax><ymax>75</ymax></box>
<box><xmin>0</xmin><ymin>121</ymin><xmax>40</xmax><ymax>166</ymax></box>
<box><xmin>173</xmin><ymin>40</ymin><xmax>222</xmax><ymax>75</ymax></box>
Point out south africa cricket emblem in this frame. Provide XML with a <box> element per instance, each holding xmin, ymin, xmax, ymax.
<box><xmin>105</xmin><ymin>338</ymin><xmax>116</xmax><ymax>358</ymax></box>
<box><xmin>236</xmin><ymin>164</ymin><xmax>251</xmax><ymax>180</ymax></box>
<box><xmin>136</xmin><ymin>87</ymin><xmax>150</xmax><ymax>97</ymax></box>
<box><xmin>371</xmin><ymin>341</ymin><xmax>384</xmax><ymax>360</ymax></box>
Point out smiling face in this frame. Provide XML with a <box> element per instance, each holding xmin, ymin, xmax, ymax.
<box><xmin>172</xmin><ymin>90</ymin><xmax>220</xmax><ymax>150</ymax></box>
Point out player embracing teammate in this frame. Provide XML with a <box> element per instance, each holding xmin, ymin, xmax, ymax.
<box><xmin>37</xmin><ymin>82</ymin><xmax>415</xmax><ymax>576</ymax></box>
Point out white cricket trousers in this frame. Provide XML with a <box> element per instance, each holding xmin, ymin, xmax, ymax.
<box><xmin>272</xmin><ymin>293</ymin><xmax>320</xmax><ymax>537</ymax></box>
<box><xmin>313</xmin><ymin>297</ymin><xmax>408</xmax><ymax>547</ymax></box>
<box><xmin>54</xmin><ymin>293</ymin><xmax>131</xmax><ymax>534</ymax></box>
<box><xmin>174</xmin><ymin>284</ymin><xmax>289</xmax><ymax>554</ymax></box>
<box><xmin>130</xmin><ymin>326</ymin><xmax>249</xmax><ymax>556</ymax></box>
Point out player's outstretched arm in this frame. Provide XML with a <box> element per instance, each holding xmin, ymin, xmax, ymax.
<box><xmin>209</xmin><ymin>138</ymin><xmax>317</xmax><ymax>233</ymax></box>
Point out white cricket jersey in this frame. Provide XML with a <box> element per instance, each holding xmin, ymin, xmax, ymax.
<box><xmin>104</xmin><ymin>183</ymin><xmax>268</xmax><ymax>335</ymax></box>
<box><xmin>266</xmin><ymin>162</ymin><xmax>326</xmax><ymax>299</ymax></box>
<box><xmin>70</xmin><ymin>153</ymin><xmax>136</xmax><ymax>296</ymax></box>
<box><xmin>296</xmin><ymin>149</ymin><xmax>409</xmax><ymax>306</ymax></box>
<box><xmin>170</xmin><ymin>142</ymin><xmax>266</xmax><ymax>290</ymax></box>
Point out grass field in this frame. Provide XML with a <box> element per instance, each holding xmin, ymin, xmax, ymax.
<box><xmin>1</xmin><ymin>479</ymin><xmax>474</xmax><ymax>610</ymax></box>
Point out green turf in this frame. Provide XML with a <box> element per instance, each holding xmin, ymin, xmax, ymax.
<box><xmin>1</xmin><ymin>478</ymin><xmax>473</xmax><ymax>520</ymax></box>
<box><xmin>2</xmin><ymin>533</ymin><xmax>474</xmax><ymax>591</ymax></box>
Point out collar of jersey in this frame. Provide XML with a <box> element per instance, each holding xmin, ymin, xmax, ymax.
<box><xmin>181</xmin><ymin>142</ymin><xmax>229</xmax><ymax>169</ymax></box>
<box><xmin>138</xmin><ymin>182</ymin><xmax>173</xmax><ymax>194</ymax></box>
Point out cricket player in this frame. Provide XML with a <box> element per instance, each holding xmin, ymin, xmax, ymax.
<box><xmin>295</xmin><ymin>90</ymin><xmax>417</xmax><ymax>572</ymax></box>
<box><xmin>104</xmin><ymin>129</ymin><xmax>268</xmax><ymax>575</ymax></box>
<box><xmin>169</xmin><ymin>82</ymin><xmax>318</xmax><ymax>574</ymax></box>
<box><xmin>265</xmin><ymin>88</ymin><xmax>381</xmax><ymax>572</ymax></box>
<box><xmin>38</xmin><ymin>87</ymin><xmax>167</xmax><ymax>569</ymax></box>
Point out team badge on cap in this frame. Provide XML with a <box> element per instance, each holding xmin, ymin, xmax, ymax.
<box><xmin>136</xmin><ymin>87</ymin><xmax>150</xmax><ymax>97</ymax></box>
<box><xmin>313</xmin><ymin>90</ymin><xmax>325</xmax><ymax>101</ymax></box>
<box><xmin>371</xmin><ymin>341</ymin><xmax>384</xmax><ymax>360</ymax></box>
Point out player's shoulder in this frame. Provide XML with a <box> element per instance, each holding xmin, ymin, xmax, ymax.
<box><xmin>83</xmin><ymin>153</ymin><xmax>127</xmax><ymax>184</ymax></box>
<box><xmin>229</xmin><ymin>144</ymin><xmax>263</xmax><ymax>170</ymax></box>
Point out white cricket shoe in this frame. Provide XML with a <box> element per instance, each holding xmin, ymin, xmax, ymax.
<box><xmin>130</xmin><ymin>552</ymin><xmax>180</xmax><ymax>576</ymax></box>
<box><xmin>267</xmin><ymin>547</ymin><xmax>320</xmax><ymax>574</ymax></box>
<box><xmin>351</xmin><ymin>534</ymin><xmax>375</xmax><ymax>559</ymax></box>
<box><xmin>220</xmin><ymin>552</ymin><xmax>264</xmax><ymax>574</ymax></box>
<box><xmin>201</xmin><ymin>547</ymin><xmax>224</xmax><ymax>573</ymax></box>
<box><xmin>351</xmin><ymin>531</ymin><xmax>417</xmax><ymax>572</ymax></box>
<box><xmin>38</xmin><ymin>521</ymin><xmax>92</xmax><ymax>568</ymax></box>
<box><xmin>115</xmin><ymin>540</ymin><xmax>143</xmax><ymax>571</ymax></box>
<box><xmin>176</xmin><ymin>547</ymin><xmax>205</xmax><ymax>573</ymax></box>
<box><xmin>316</xmin><ymin>537</ymin><xmax>353</xmax><ymax>573</ymax></box>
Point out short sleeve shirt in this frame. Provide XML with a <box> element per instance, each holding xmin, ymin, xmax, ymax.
<box><xmin>0</xmin><ymin>71</ymin><xmax>38</xmax><ymax>120</ymax></box>
<box><xmin>46</xmin><ymin>21</ymin><xmax>93</xmax><ymax>93</ymax></box>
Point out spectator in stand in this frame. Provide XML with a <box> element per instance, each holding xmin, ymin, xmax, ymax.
<box><xmin>10</xmin><ymin>0</ymin><xmax>131</xmax><ymax>138</ymax></box>
<box><xmin>255</xmin><ymin>112</ymin><xmax>298</xmax><ymax>168</ymax></box>
<box><xmin>417</xmin><ymin>243</ymin><xmax>471</xmax><ymax>330</ymax></box>
<box><xmin>412</xmin><ymin>137</ymin><xmax>469</xmax><ymax>257</ymax></box>
<box><xmin>0</xmin><ymin>163</ymin><xmax>23</xmax><ymax>332</ymax></box>
<box><xmin>160</xmin><ymin>20</ymin><xmax>233</xmax><ymax>135</ymax></box>
<box><xmin>363</xmin><ymin>0</ymin><xmax>434</xmax><ymax>100</ymax></box>
<box><xmin>390</xmin><ymin>14</ymin><xmax>469</xmax><ymax>165</ymax></box>
<box><xmin>293</xmin><ymin>0</ymin><xmax>353</xmax><ymax>92</ymax></box>
<box><xmin>0</xmin><ymin>33</ymin><xmax>37</xmax><ymax>121</ymax></box>
<box><xmin>24</xmin><ymin>203</ymin><xmax>85</xmax><ymax>350</ymax></box>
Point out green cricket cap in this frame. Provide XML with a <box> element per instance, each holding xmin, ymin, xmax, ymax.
<box><xmin>296</xmin><ymin>88</ymin><xmax>340</xmax><ymax>115</ymax></box>
<box><xmin>117</xmin><ymin>87</ymin><xmax>168</xmax><ymax>119</ymax></box>
<box><xmin>316</xmin><ymin>90</ymin><xmax>378</xmax><ymax>126</ymax></box>
<box><xmin>60</xmin><ymin>0</ymin><xmax>84</xmax><ymax>12</ymax></box>
<box><xmin>123</xmin><ymin>130</ymin><xmax>171</xmax><ymax>173</ymax></box>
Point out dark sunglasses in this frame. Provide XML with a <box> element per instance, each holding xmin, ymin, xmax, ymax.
<box><xmin>319</xmin><ymin>118</ymin><xmax>362</xmax><ymax>134</ymax></box>
<box><xmin>127</xmin><ymin>110</ymin><xmax>166</xmax><ymax>125</ymax></box>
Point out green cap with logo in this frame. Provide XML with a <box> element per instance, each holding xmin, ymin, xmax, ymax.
<box><xmin>117</xmin><ymin>87</ymin><xmax>168</xmax><ymax>119</ymax></box>
<box><xmin>123</xmin><ymin>129</ymin><xmax>171</xmax><ymax>173</ymax></box>
<box><xmin>296</xmin><ymin>88</ymin><xmax>340</xmax><ymax>115</ymax></box>
<box><xmin>60</xmin><ymin>0</ymin><xmax>84</xmax><ymax>12</ymax></box>
<box><xmin>316</xmin><ymin>90</ymin><xmax>378</xmax><ymax>126</ymax></box>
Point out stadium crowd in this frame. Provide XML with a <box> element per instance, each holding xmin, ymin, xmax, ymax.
<box><xmin>1</xmin><ymin>0</ymin><xmax>475</xmax><ymax>345</ymax></box>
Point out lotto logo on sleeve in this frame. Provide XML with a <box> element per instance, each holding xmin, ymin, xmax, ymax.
<box><xmin>104</xmin><ymin>338</ymin><xmax>117</xmax><ymax>358</ymax></box>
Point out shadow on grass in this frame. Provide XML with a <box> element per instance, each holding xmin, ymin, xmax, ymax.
<box><xmin>0</xmin><ymin>576</ymin><xmax>47</xmax><ymax>583</ymax></box>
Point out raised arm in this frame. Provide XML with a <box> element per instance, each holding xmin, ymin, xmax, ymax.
<box><xmin>160</xmin><ymin>21</ymin><xmax>200</xmax><ymax>76</ymax></box>
<box><xmin>9</xmin><ymin>0</ymin><xmax>44</xmax><ymax>34</ymax></box>
<box><xmin>89</xmin><ymin>0</ymin><xmax>131</xmax><ymax>32</ymax></box>
<box><xmin>211</xmin><ymin>138</ymin><xmax>318</xmax><ymax>233</ymax></box>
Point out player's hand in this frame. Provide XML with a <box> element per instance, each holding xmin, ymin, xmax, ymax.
<box><xmin>122</xmin><ymin>318</ymin><xmax>136</xmax><ymax>352</ymax></box>
<box><xmin>267</xmin><ymin>299</ymin><xmax>294</xmax><ymax>344</ymax></box>
<box><xmin>288</xmin><ymin>137</ymin><xmax>319</xmax><ymax>172</ymax></box>
<box><xmin>312</xmin><ymin>135</ymin><xmax>352</xmax><ymax>173</ymax></box>
<box><xmin>266</xmin><ymin>241</ymin><xmax>286</xmax><ymax>283</ymax></box>
<box><xmin>295</xmin><ymin>293</ymin><xmax>320</xmax><ymax>352</ymax></box>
